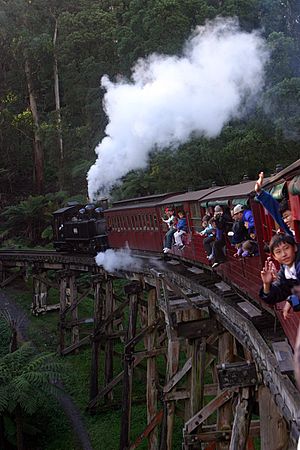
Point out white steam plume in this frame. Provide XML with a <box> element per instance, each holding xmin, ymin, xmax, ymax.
<box><xmin>95</xmin><ymin>248</ymin><xmax>142</xmax><ymax>272</ymax></box>
<box><xmin>88</xmin><ymin>17</ymin><xmax>269</xmax><ymax>199</ymax></box>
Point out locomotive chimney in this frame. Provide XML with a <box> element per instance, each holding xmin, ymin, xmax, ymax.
<box><xmin>240</xmin><ymin>174</ymin><xmax>249</xmax><ymax>183</ymax></box>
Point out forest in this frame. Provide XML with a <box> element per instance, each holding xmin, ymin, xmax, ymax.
<box><xmin>0</xmin><ymin>0</ymin><xmax>300</xmax><ymax>244</ymax></box>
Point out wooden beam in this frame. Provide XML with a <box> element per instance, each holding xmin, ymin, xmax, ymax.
<box><xmin>163</xmin><ymin>276</ymin><xmax>209</xmax><ymax>311</ymax></box>
<box><xmin>94</xmin><ymin>297</ymin><xmax>129</xmax><ymax>337</ymax></box>
<box><xmin>61</xmin><ymin>335</ymin><xmax>91</xmax><ymax>356</ymax></box>
<box><xmin>70</xmin><ymin>274</ymin><xmax>79</xmax><ymax>349</ymax></box>
<box><xmin>104</xmin><ymin>279</ymin><xmax>114</xmax><ymax>402</ymax></box>
<box><xmin>119</xmin><ymin>292</ymin><xmax>139</xmax><ymax>450</ymax></box>
<box><xmin>163</xmin><ymin>358</ymin><xmax>192</xmax><ymax>393</ymax></box>
<box><xmin>229</xmin><ymin>387</ymin><xmax>255</xmax><ymax>450</ymax></box>
<box><xmin>217</xmin><ymin>332</ymin><xmax>234</xmax><ymax>450</ymax></box>
<box><xmin>59</xmin><ymin>276</ymin><xmax>68</xmax><ymax>354</ymax></box>
<box><xmin>0</xmin><ymin>267</ymin><xmax>25</xmax><ymax>288</ymax></box>
<box><xmin>88</xmin><ymin>353</ymin><xmax>145</xmax><ymax>410</ymax></box>
<box><xmin>184</xmin><ymin>421</ymin><xmax>260</xmax><ymax>444</ymax></box>
<box><xmin>177</xmin><ymin>319</ymin><xmax>219</xmax><ymax>339</ymax></box>
<box><xmin>89</xmin><ymin>280</ymin><xmax>103</xmax><ymax>402</ymax></box>
<box><xmin>184</xmin><ymin>389</ymin><xmax>234</xmax><ymax>434</ymax></box>
<box><xmin>191</xmin><ymin>337</ymin><xmax>206</xmax><ymax>419</ymax></box>
<box><xmin>129</xmin><ymin>410</ymin><xmax>163</xmax><ymax>450</ymax></box>
<box><xmin>147</xmin><ymin>288</ymin><xmax>158</xmax><ymax>450</ymax></box>
<box><xmin>258</xmin><ymin>385</ymin><xmax>289</xmax><ymax>450</ymax></box>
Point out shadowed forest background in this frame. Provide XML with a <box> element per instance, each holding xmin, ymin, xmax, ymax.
<box><xmin>0</xmin><ymin>0</ymin><xmax>300</xmax><ymax>242</ymax></box>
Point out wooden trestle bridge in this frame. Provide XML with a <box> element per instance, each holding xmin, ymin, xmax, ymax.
<box><xmin>0</xmin><ymin>249</ymin><xmax>300</xmax><ymax>450</ymax></box>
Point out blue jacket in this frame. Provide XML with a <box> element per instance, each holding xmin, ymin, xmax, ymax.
<box><xmin>242</xmin><ymin>209</ymin><xmax>255</xmax><ymax>234</ymax></box>
<box><xmin>259</xmin><ymin>245</ymin><xmax>300</xmax><ymax>305</ymax></box>
<box><xmin>200</xmin><ymin>224</ymin><xmax>214</xmax><ymax>237</ymax></box>
<box><xmin>256</xmin><ymin>190</ymin><xmax>292</xmax><ymax>235</ymax></box>
<box><xmin>177</xmin><ymin>218</ymin><xmax>188</xmax><ymax>232</ymax></box>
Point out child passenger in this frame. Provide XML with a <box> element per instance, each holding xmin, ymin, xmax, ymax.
<box><xmin>174</xmin><ymin>211</ymin><xmax>188</xmax><ymax>249</ymax></box>
<box><xmin>259</xmin><ymin>234</ymin><xmax>300</xmax><ymax>318</ymax></box>
<box><xmin>162</xmin><ymin>208</ymin><xmax>177</xmax><ymax>254</ymax></box>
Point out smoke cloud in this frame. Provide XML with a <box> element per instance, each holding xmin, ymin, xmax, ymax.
<box><xmin>88</xmin><ymin>17</ymin><xmax>269</xmax><ymax>199</ymax></box>
<box><xmin>95</xmin><ymin>248</ymin><xmax>142</xmax><ymax>272</ymax></box>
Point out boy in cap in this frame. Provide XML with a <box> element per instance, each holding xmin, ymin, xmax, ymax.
<box><xmin>232</xmin><ymin>204</ymin><xmax>255</xmax><ymax>236</ymax></box>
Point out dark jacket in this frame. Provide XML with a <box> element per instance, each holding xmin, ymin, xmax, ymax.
<box><xmin>215</xmin><ymin>214</ymin><xmax>228</xmax><ymax>241</ymax></box>
<box><xmin>259</xmin><ymin>245</ymin><xmax>300</xmax><ymax>305</ymax></box>
<box><xmin>232</xmin><ymin>220</ymin><xmax>249</xmax><ymax>244</ymax></box>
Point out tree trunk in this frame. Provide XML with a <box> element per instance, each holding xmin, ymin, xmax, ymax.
<box><xmin>15</xmin><ymin>405</ymin><xmax>24</xmax><ymax>450</ymax></box>
<box><xmin>24</xmin><ymin>57</ymin><xmax>44</xmax><ymax>194</ymax></box>
<box><xmin>52</xmin><ymin>16</ymin><xmax>64</xmax><ymax>189</ymax></box>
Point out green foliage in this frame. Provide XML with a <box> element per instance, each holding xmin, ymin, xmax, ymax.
<box><xmin>0</xmin><ymin>342</ymin><xmax>64</xmax><ymax>415</ymax></box>
<box><xmin>0</xmin><ymin>0</ymin><xmax>299</xmax><ymax>207</ymax></box>
<box><xmin>0</xmin><ymin>192</ymin><xmax>67</xmax><ymax>244</ymax></box>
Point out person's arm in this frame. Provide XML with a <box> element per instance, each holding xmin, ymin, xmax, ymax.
<box><xmin>255</xmin><ymin>171</ymin><xmax>292</xmax><ymax>235</ymax></box>
<box><xmin>259</xmin><ymin>258</ymin><xmax>292</xmax><ymax>304</ymax></box>
<box><xmin>256</xmin><ymin>190</ymin><xmax>291</xmax><ymax>235</ymax></box>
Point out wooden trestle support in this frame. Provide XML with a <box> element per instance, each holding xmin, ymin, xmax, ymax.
<box><xmin>1</xmin><ymin>255</ymin><xmax>300</xmax><ymax>449</ymax></box>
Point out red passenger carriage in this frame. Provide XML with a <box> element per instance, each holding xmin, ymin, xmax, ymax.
<box><xmin>104</xmin><ymin>160</ymin><xmax>300</xmax><ymax>347</ymax></box>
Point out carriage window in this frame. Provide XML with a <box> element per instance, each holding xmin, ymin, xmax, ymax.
<box><xmin>146</xmin><ymin>215</ymin><xmax>151</xmax><ymax>230</ymax></box>
<box><xmin>149</xmin><ymin>215</ymin><xmax>154</xmax><ymax>230</ymax></box>
<box><xmin>137</xmin><ymin>215</ymin><xmax>142</xmax><ymax>230</ymax></box>
<box><xmin>123</xmin><ymin>216</ymin><xmax>128</xmax><ymax>230</ymax></box>
<box><xmin>153</xmin><ymin>214</ymin><xmax>158</xmax><ymax>230</ymax></box>
<box><xmin>190</xmin><ymin>202</ymin><xmax>202</xmax><ymax>232</ymax></box>
<box><xmin>141</xmin><ymin>215</ymin><xmax>146</xmax><ymax>230</ymax></box>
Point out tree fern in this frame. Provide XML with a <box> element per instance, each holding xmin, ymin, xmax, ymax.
<box><xmin>0</xmin><ymin>342</ymin><xmax>65</xmax><ymax>416</ymax></box>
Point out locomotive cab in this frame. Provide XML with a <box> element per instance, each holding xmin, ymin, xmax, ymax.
<box><xmin>53</xmin><ymin>201</ymin><xmax>109</xmax><ymax>253</ymax></box>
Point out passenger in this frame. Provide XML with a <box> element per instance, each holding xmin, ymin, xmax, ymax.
<box><xmin>174</xmin><ymin>211</ymin><xmax>188</xmax><ymax>249</ymax></box>
<box><xmin>232</xmin><ymin>204</ymin><xmax>255</xmax><ymax>236</ymax></box>
<box><xmin>255</xmin><ymin>171</ymin><xmax>294</xmax><ymax>236</ymax></box>
<box><xmin>211</xmin><ymin>205</ymin><xmax>228</xmax><ymax>268</ymax></box>
<box><xmin>162</xmin><ymin>208</ymin><xmax>177</xmax><ymax>254</ymax></box>
<box><xmin>202</xmin><ymin>217</ymin><xmax>216</xmax><ymax>260</ymax></box>
<box><xmin>200</xmin><ymin>217</ymin><xmax>214</xmax><ymax>238</ymax></box>
<box><xmin>231</xmin><ymin>208</ymin><xmax>249</xmax><ymax>245</ymax></box>
<box><xmin>240</xmin><ymin>239</ymin><xmax>258</xmax><ymax>257</ymax></box>
<box><xmin>201</xmin><ymin>215</ymin><xmax>210</xmax><ymax>229</ymax></box>
<box><xmin>259</xmin><ymin>234</ymin><xmax>300</xmax><ymax>318</ymax></box>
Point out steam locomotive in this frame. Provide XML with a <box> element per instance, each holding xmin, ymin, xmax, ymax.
<box><xmin>53</xmin><ymin>199</ymin><xmax>109</xmax><ymax>253</ymax></box>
